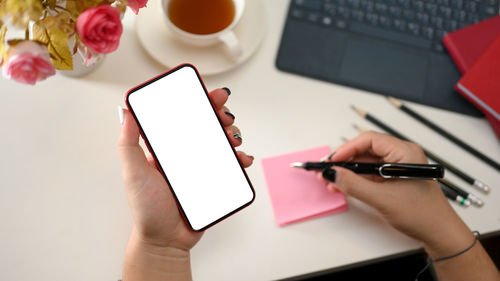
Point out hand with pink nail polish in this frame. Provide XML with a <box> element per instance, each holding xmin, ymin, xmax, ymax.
<box><xmin>322</xmin><ymin>131</ymin><xmax>499</xmax><ymax>281</ymax></box>
<box><xmin>118</xmin><ymin>88</ymin><xmax>254</xmax><ymax>281</ymax></box>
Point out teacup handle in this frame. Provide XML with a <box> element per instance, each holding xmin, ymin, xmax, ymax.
<box><xmin>219</xmin><ymin>31</ymin><xmax>243</xmax><ymax>60</ymax></box>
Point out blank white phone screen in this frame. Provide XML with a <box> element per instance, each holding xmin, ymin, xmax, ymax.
<box><xmin>127</xmin><ymin>66</ymin><xmax>254</xmax><ymax>231</ymax></box>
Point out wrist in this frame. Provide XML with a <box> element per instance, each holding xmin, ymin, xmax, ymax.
<box><xmin>421</xmin><ymin>217</ymin><xmax>474</xmax><ymax>260</ymax></box>
<box><xmin>123</xmin><ymin>229</ymin><xmax>192</xmax><ymax>281</ymax></box>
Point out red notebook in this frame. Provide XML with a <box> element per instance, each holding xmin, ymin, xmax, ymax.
<box><xmin>455</xmin><ymin>35</ymin><xmax>500</xmax><ymax>139</ymax></box>
<box><xmin>443</xmin><ymin>15</ymin><xmax>500</xmax><ymax>140</ymax></box>
<box><xmin>443</xmin><ymin>16</ymin><xmax>500</xmax><ymax>74</ymax></box>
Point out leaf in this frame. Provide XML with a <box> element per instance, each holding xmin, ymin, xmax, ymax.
<box><xmin>33</xmin><ymin>22</ymin><xmax>72</xmax><ymax>70</ymax></box>
<box><xmin>0</xmin><ymin>26</ymin><xmax>7</xmax><ymax>66</ymax></box>
<box><xmin>33</xmin><ymin>21</ymin><xmax>49</xmax><ymax>44</ymax></box>
<box><xmin>7</xmin><ymin>39</ymin><xmax>23</xmax><ymax>46</ymax></box>
<box><xmin>72</xmin><ymin>34</ymin><xmax>80</xmax><ymax>55</ymax></box>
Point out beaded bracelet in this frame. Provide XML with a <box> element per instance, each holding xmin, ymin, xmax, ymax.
<box><xmin>415</xmin><ymin>231</ymin><xmax>480</xmax><ymax>281</ymax></box>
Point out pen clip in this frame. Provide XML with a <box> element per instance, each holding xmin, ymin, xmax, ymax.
<box><xmin>378</xmin><ymin>164</ymin><xmax>442</xmax><ymax>180</ymax></box>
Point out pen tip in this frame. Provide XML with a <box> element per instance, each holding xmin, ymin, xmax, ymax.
<box><xmin>290</xmin><ymin>162</ymin><xmax>304</xmax><ymax>168</ymax></box>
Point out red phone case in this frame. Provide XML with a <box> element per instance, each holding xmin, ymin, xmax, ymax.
<box><xmin>124</xmin><ymin>64</ymin><xmax>255</xmax><ymax>231</ymax></box>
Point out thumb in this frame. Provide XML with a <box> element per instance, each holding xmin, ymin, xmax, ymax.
<box><xmin>324</xmin><ymin>167</ymin><xmax>386</xmax><ymax>209</ymax></box>
<box><xmin>117</xmin><ymin>107</ymin><xmax>151</xmax><ymax>188</ymax></box>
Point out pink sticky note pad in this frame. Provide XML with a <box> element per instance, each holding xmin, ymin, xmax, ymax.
<box><xmin>261</xmin><ymin>146</ymin><xmax>348</xmax><ymax>227</ymax></box>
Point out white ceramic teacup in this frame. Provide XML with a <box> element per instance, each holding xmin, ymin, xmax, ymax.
<box><xmin>161</xmin><ymin>0</ymin><xmax>245</xmax><ymax>60</ymax></box>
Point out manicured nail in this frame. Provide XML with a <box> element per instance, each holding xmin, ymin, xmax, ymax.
<box><xmin>222</xmin><ymin>87</ymin><xmax>231</xmax><ymax>95</ymax></box>
<box><xmin>233</xmin><ymin>132</ymin><xmax>242</xmax><ymax>141</ymax></box>
<box><xmin>118</xmin><ymin>105</ymin><xmax>124</xmax><ymax>125</ymax></box>
<box><xmin>322</xmin><ymin>169</ymin><xmax>336</xmax><ymax>183</ymax></box>
<box><xmin>225</xmin><ymin>111</ymin><xmax>235</xmax><ymax>120</ymax></box>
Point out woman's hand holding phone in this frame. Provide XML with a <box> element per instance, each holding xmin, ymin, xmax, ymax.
<box><xmin>119</xmin><ymin>88</ymin><xmax>253</xmax><ymax>281</ymax></box>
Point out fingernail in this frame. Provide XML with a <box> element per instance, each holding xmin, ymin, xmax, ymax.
<box><xmin>233</xmin><ymin>132</ymin><xmax>242</xmax><ymax>141</ymax></box>
<box><xmin>225</xmin><ymin>111</ymin><xmax>235</xmax><ymax>120</ymax></box>
<box><xmin>322</xmin><ymin>169</ymin><xmax>337</xmax><ymax>183</ymax></box>
<box><xmin>249</xmin><ymin>155</ymin><xmax>255</xmax><ymax>160</ymax></box>
<box><xmin>222</xmin><ymin>87</ymin><xmax>231</xmax><ymax>95</ymax></box>
<box><xmin>118</xmin><ymin>105</ymin><xmax>124</xmax><ymax>125</ymax></box>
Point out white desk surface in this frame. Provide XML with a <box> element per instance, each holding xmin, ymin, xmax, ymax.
<box><xmin>1</xmin><ymin>1</ymin><xmax>500</xmax><ymax>280</ymax></box>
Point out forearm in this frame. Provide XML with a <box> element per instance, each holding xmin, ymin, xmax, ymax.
<box><xmin>422</xmin><ymin>221</ymin><xmax>500</xmax><ymax>281</ymax></box>
<box><xmin>123</xmin><ymin>229</ymin><xmax>193</xmax><ymax>281</ymax></box>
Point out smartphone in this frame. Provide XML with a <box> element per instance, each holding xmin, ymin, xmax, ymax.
<box><xmin>126</xmin><ymin>64</ymin><xmax>255</xmax><ymax>231</ymax></box>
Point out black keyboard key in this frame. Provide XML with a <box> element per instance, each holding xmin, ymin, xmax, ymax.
<box><xmin>335</xmin><ymin>18</ymin><xmax>348</xmax><ymax>29</ymax></box>
<box><xmin>465</xmin><ymin>1</ymin><xmax>478</xmax><ymax>13</ymax></box>
<box><xmin>338</xmin><ymin>6</ymin><xmax>351</xmax><ymax>18</ymax></box>
<box><xmin>413</xmin><ymin>1</ymin><xmax>425</xmax><ymax>12</ymax></box>
<box><xmin>444</xmin><ymin>20</ymin><xmax>458</xmax><ymax>31</ymax></box>
<box><xmin>307</xmin><ymin>12</ymin><xmax>321</xmax><ymax>23</ymax></box>
<box><xmin>347</xmin><ymin>0</ymin><xmax>361</xmax><ymax>9</ymax></box>
<box><xmin>322</xmin><ymin>16</ymin><xmax>333</xmax><ymax>26</ymax></box>
<box><xmin>435</xmin><ymin>29</ymin><xmax>447</xmax><ymax>40</ymax></box>
<box><xmin>360</xmin><ymin>0</ymin><xmax>374</xmax><ymax>12</ymax></box>
<box><xmin>467</xmin><ymin>13</ymin><xmax>480</xmax><ymax>24</ymax></box>
<box><xmin>393</xmin><ymin>18</ymin><xmax>407</xmax><ymax>31</ymax></box>
<box><xmin>325</xmin><ymin>3</ymin><xmax>337</xmax><ymax>15</ymax></box>
<box><xmin>403</xmin><ymin>9</ymin><xmax>416</xmax><ymax>20</ymax></box>
<box><xmin>389</xmin><ymin>6</ymin><xmax>402</xmax><ymax>17</ymax></box>
<box><xmin>430</xmin><ymin>16</ymin><xmax>444</xmax><ymax>29</ymax></box>
<box><xmin>425</xmin><ymin>3</ymin><xmax>438</xmax><ymax>15</ymax></box>
<box><xmin>481</xmin><ymin>5</ymin><xmax>498</xmax><ymax>16</ymax></box>
<box><xmin>416</xmin><ymin>12</ymin><xmax>430</xmax><ymax>25</ymax></box>
<box><xmin>375</xmin><ymin>3</ymin><xmax>388</xmax><ymax>14</ymax></box>
<box><xmin>379</xmin><ymin>15</ymin><xmax>392</xmax><ymax>27</ymax></box>
<box><xmin>291</xmin><ymin>9</ymin><xmax>306</xmax><ymax>19</ymax></box>
<box><xmin>439</xmin><ymin>6</ymin><xmax>452</xmax><ymax>19</ymax></box>
<box><xmin>452</xmin><ymin>9</ymin><xmax>466</xmax><ymax>22</ymax></box>
<box><xmin>437</xmin><ymin>0</ymin><xmax>450</xmax><ymax>5</ymax></box>
<box><xmin>397</xmin><ymin>0</ymin><xmax>410</xmax><ymax>8</ymax></box>
<box><xmin>422</xmin><ymin>27</ymin><xmax>434</xmax><ymax>39</ymax></box>
<box><xmin>408</xmin><ymin>22</ymin><xmax>420</xmax><ymax>35</ymax></box>
<box><xmin>349</xmin><ymin>22</ymin><xmax>432</xmax><ymax>49</ymax></box>
<box><xmin>366</xmin><ymin>12</ymin><xmax>379</xmax><ymax>24</ymax></box>
<box><xmin>294</xmin><ymin>0</ymin><xmax>322</xmax><ymax>11</ymax></box>
<box><xmin>450</xmin><ymin>0</ymin><xmax>463</xmax><ymax>9</ymax></box>
<box><xmin>352</xmin><ymin>10</ymin><xmax>365</xmax><ymax>21</ymax></box>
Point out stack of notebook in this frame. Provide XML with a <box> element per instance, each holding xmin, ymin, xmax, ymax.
<box><xmin>443</xmin><ymin>16</ymin><xmax>500</xmax><ymax>140</ymax></box>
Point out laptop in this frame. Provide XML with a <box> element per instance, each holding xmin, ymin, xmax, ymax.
<box><xmin>276</xmin><ymin>0</ymin><xmax>500</xmax><ymax>116</ymax></box>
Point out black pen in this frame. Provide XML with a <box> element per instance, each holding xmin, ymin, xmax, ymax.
<box><xmin>290</xmin><ymin>162</ymin><xmax>444</xmax><ymax>180</ymax></box>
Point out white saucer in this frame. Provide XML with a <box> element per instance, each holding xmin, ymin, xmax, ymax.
<box><xmin>135</xmin><ymin>0</ymin><xmax>267</xmax><ymax>76</ymax></box>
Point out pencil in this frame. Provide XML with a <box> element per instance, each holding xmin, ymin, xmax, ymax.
<box><xmin>438</xmin><ymin>178</ymin><xmax>483</xmax><ymax>207</ymax></box>
<box><xmin>351</xmin><ymin>106</ymin><xmax>490</xmax><ymax>194</ymax></box>
<box><xmin>439</xmin><ymin>181</ymin><xmax>471</xmax><ymax>207</ymax></box>
<box><xmin>388</xmin><ymin>97</ymin><xmax>500</xmax><ymax>172</ymax></box>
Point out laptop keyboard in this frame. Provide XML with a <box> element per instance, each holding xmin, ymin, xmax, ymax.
<box><xmin>290</xmin><ymin>0</ymin><xmax>500</xmax><ymax>52</ymax></box>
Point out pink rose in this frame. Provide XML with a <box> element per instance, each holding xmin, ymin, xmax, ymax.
<box><xmin>128</xmin><ymin>0</ymin><xmax>148</xmax><ymax>14</ymax></box>
<box><xmin>76</xmin><ymin>5</ymin><xmax>123</xmax><ymax>54</ymax></box>
<box><xmin>2</xmin><ymin>41</ymin><xmax>56</xmax><ymax>85</ymax></box>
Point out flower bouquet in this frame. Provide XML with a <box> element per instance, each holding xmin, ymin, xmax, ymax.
<box><xmin>0</xmin><ymin>0</ymin><xmax>147</xmax><ymax>85</ymax></box>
